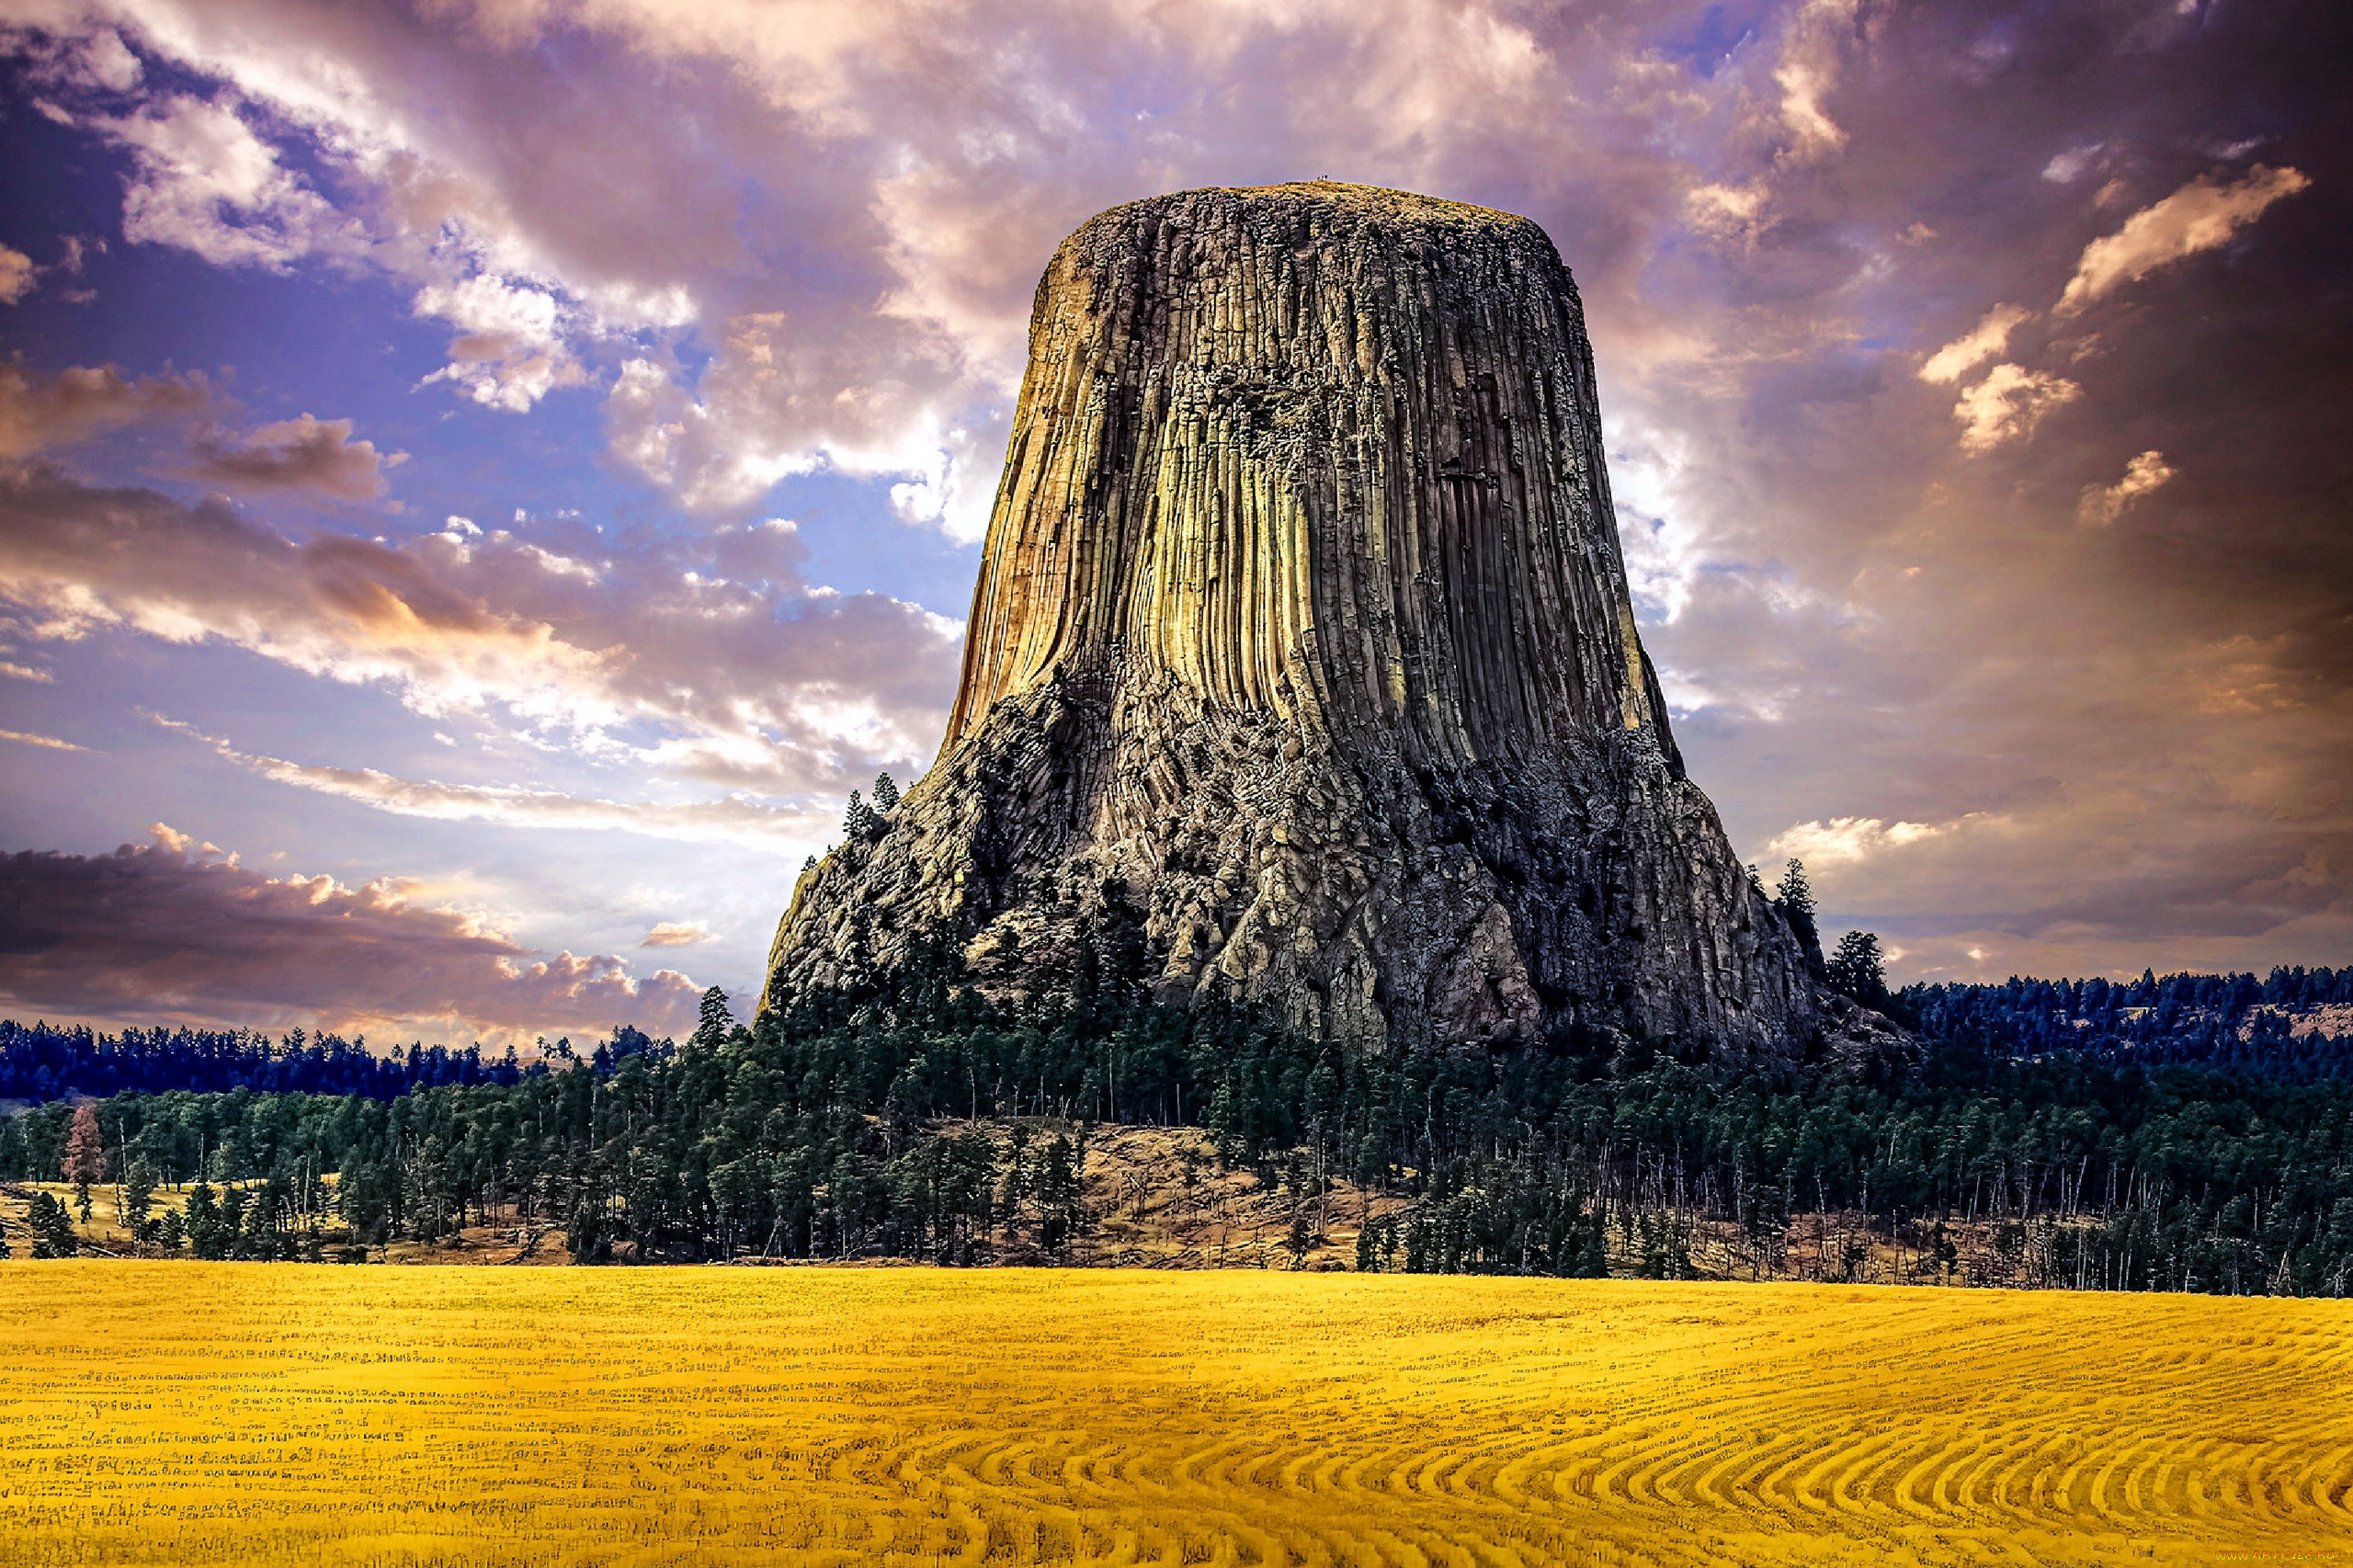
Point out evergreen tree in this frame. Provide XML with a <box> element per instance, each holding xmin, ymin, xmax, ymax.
<box><xmin>691</xmin><ymin>986</ymin><xmax>735</xmax><ymax>1052</ymax></box>
<box><xmin>185</xmin><ymin>1183</ymin><xmax>232</xmax><ymax>1261</ymax></box>
<box><xmin>1825</xmin><ymin>930</ymin><xmax>1890</xmax><ymax>1008</ymax></box>
<box><xmin>1034</xmin><ymin>1135</ymin><xmax>1088</xmax><ymax>1257</ymax></box>
<box><xmin>63</xmin><ymin>1101</ymin><xmax>105</xmax><ymax>1222</ymax></box>
<box><xmin>25</xmin><ymin>1190</ymin><xmax>78</xmax><ymax>1257</ymax></box>
<box><xmin>844</xmin><ymin>790</ymin><xmax>880</xmax><ymax>841</ymax></box>
<box><xmin>871</xmin><ymin>772</ymin><xmax>900</xmax><ymax>812</ymax></box>
<box><xmin>1776</xmin><ymin>858</ymin><xmax>1825</xmax><ymax>977</ymax></box>
<box><xmin>1286</xmin><ymin>1203</ymin><xmax>1316</xmax><ymax>1267</ymax></box>
<box><xmin>121</xmin><ymin>1160</ymin><xmax>158</xmax><ymax>1244</ymax></box>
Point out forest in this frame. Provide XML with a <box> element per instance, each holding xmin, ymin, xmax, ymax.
<box><xmin>4</xmin><ymin>932</ymin><xmax>2350</xmax><ymax>1292</ymax></box>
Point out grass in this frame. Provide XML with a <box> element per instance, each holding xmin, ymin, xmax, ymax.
<box><xmin>1</xmin><ymin>1264</ymin><xmax>2347</xmax><ymax>1566</ymax></box>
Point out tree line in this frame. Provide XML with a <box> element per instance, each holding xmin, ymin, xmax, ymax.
<box><xmin>0</xmin><ymin>1017</ymin><xmax>670</xmax><ymax>1102</ymax></box>
<box><xmin>6</xmin><ymin>926</ymin><xmax>2351</xmax><ymax>1291</ymax></box>
<box><xmin>1899</xmin><ymin>968</ymin><xmax>2353</xmax><ymax>1079</ymax></box>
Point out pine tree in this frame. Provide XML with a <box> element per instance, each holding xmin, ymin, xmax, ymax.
<box><xmin>1776</xmin><ymin>858</ymin><xmax>1815</xmax><ymax>921</ymax></box>
<box><xmin>1286</xmin><ymin>1203</ymin><xmax>1316</xmax><ymax>1267</ymax></box>
<box><xmin>122</xmin><ymin>1160</ymin><xmax>158</xmax><ymax>1245</ymax></box>
<box><xmin>844</xmin><ymin>790</ymin><xmax>879</xmax><ymax>841</ymax></box>
<box><xmin>63</xmin><ymin>1101</ymin><xmax>106</xmax><ymax>1223</ymax></box>
<box><xmin>1776</xmin><ymin>858</ymin><xmax>1825</xmax><ymax>978</ymax></box>
<box><xmin>1825</xmin><ymin>930</ymin><xmax>1890</xmax><ymax>1008</ymax></box>
<box><xmin>186</xmin><ymin>1183</ymin><xmax>230</xmax><ymax>1260</ymax></box>
<box><xmin>871</xmin><ymin>772</ymin><xmax>900</xmax><ymax>812</ymax></box>
<box><xmin>1034</xmin><ymin>1136</ymin><xmax>1088</xmax><ymax>1256</ymax></box>
<box><xmin>691</xmin><ymin>986</ymin><xmax>735</xmax><ymax>1052</ymax></box>
<box><xmin>25</xmin><ymin>1191</ymin><xmax>78</xmax><ymax>1258</ymax></box>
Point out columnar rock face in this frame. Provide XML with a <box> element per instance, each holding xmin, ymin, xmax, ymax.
<box><xmin>766</xmin><ymin>180</ymin><xmax>1824</xmax><ymax>1054</ymax></box>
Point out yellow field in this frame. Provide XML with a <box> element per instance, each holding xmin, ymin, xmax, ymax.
<box><xmin>1</xmin><ymin>1265</ymin><xmax>2346</xmax><ymax>1567</ymax></box>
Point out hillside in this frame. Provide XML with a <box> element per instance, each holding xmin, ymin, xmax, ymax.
<box><xmin>6</xmin><ymin>965</ymin><xmax>2353</xmax><ymax>1291</ymax></box>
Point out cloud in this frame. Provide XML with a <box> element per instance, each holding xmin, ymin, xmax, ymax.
<box><xmin>182</xmin><ymin>414</ymin><xmax>403</xmax><ymax>500</ymax></box>
<box><xmin>1770</xmin><ymin>0</ymin><xmax>1862</xmax><ymax>160</ymax></box>
<box><xmin>642</xmin><ymin>920</ymin><xmax>714</xmax><ymax>947</ymax></box>
<box><xmin>0</xmin><ymin>825</ymin><xmax>706</xmax><ymax>1040</ymax></box>
<box><xmin>415</xmin><ymin>273</ymin><xmax>589</xmax><ymax>413</ymax></box>
<box><xmin>1762</xmin><ymin>814</ymin><xmax>1970</xmax><ymax>868</ymax></box>
<box><xmin>1951</xmin><ymin>362</ymin><xmax>2080</xmax><ymax>454</ymax></box>
<box><xmin>2040</xmin><ymin>145</ymin><xmax>2101</xmax><ymax>185</ymax></box>
<box><xmin>2077</xmin><ymin>449</ymin><xmax>2174</xmax><ymax>528</ymax></box>
<box><xmin>0</xmin><ymin>361</ymin><xmax>212</xmax><ymax>457</ymax></box>
<box><xmin>0</xmin><ymin>244</ymin><xmax>34</xmax><ymax>304</ymax></box>
<box><xmin>74</xmin><ymin>28</ymin><xmax>141</xmax><ymax>92</ymax></box>
<box><xmin>0</xmin><ymin>728</ymin><xmax>88</xmax><ymax>752</ymax></box>
<box><xmin>2057</xmin><ymin>165</ymin><xmax>2312</xmax><ymax>315</ymax></box>
<box><xmin>1919</xmin><ymin>303</ymin><xmax>2031</xmax><ymax>385</ymax></box>
<box><xmin>0</xmin><ymin>463</ymin><xmax>962</xmax><ymax>790</ymax></box>
<box><xmin>93</xmin><ymin>92</ymin><xmax>365</xmax><ymax>270</ymax></box>
<box><xmin>150</xmin><ymin>712</ymin><xmax>826</xmax><ymax>854</ymax></box>
<box><xmin>1682</xmin><ymin>180</ymin><xmax>1770</xmax><ymax>249</ymax></box>
<box><xmin>0</xmin><ymin>0</ymin><xmax>1738</xmax><ymax>529</ymax></box>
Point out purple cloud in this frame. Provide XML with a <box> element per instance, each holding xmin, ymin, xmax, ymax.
<box><xmin>0</xmin><ymin>825</ymin><xmax>707</xmax><ymax>1040</ymax></box>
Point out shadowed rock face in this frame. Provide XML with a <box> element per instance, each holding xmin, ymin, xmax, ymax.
<box><xmin>766</xmin><ymin>180</ymin><xmax>1824</xmax><ymax>1054</ymax></box>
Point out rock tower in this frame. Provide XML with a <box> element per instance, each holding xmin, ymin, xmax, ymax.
<box><xmin>765</xmin><ymin>181</ymin><xmax>1824</xmax><ymax>1054</ymax></box>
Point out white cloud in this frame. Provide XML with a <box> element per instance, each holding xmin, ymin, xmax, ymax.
<box><xmin>642</xmin><ymin>920</ymin><xmax>715</xmax><ymax>947</ymax></box>
<box><xmin>1683</xmin><ymin>179</ymin><xmax>1769</xmax><ymax>248</ymax></box>
<box><xmin>415</xmin><ymin>272</ymin><xmax>585</xmax><ymax>412</ymax></box>
<box><xmin>0</xmin><ymin>244</ymin><xmax>35</xmax><ymax>304</ymax></box>
<box><xmin>601</xmin><ymin>317</ymin><xmax>988</xmax><ymax>527</ymax></box>
<box><xmin>1772</xmin><ymin>0</ymin><xmax>1861</xmax><ymax>160</ymax></box>
<box><xmin>0</xmin><ymin>727</ymin><xmax>88</xmax><ymax>752</ymax></box>
<box><xmin>1951</xmin><ymin>362</ymin><xmax>2080</xmax><ymax>454</ymax></box>
<box><xmin>1761</xmin><ymin>814</ymin><xmax>1963</xmax><ymax>867</ymax></box>
<box><xmin>2056</xmin><ymin>165</ymin><xmax>2311</xmax><ymax>314</ymax></box>
<box><xmin>97</xmin><ymin>93</ymin><xmax>363</xmax><ymax>269</ymax></box>
<box><xmin>1919</xmin><ymin>303</ymin><xmax>2031</xmax><ymax>385</ymax></box>
<box><xmin>152</xmin><ymin>711</ymin><xmax>826</xmax><ymax>855</ymax></box>
<box><xmin>79</xmin><ymin>28</ymin><xmax>141</xmax><ymax>89</ymax></box>
<box><xmin>2041</xmin><ymin>144</ymin><xmax>2101</xmax><ymax>184</ymax></box>
<box><xmin>0</xmin><ymin>464</ymin><xmax>962</xmax><ymax>790</ymax></box>
<box><xmin>2077</xmin><ymin>449</ymin><xmax>2174</xmax><ymax>527</ymax></box>
<box><xmin>1607</xmin><ymin>416</ymin><xmax>1715</xmax><ymax>624</ymax></box>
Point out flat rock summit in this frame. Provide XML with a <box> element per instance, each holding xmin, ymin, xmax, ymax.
<box><xmin>766</xmin><ymin>180</ymin><xmax>1832</xmax><ymax>1054</ymax></box>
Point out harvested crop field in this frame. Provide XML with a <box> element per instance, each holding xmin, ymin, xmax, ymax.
<box><xmin>2</xmin><ymin>1264</ymin><xmax>2346</xmax><ymax>1566</ymax></box>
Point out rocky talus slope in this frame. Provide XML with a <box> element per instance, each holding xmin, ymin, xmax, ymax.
<box><xmin>767</xmin><ymin>180</ymin><xmax>1827</xmax><ymax>1054</ymax></box>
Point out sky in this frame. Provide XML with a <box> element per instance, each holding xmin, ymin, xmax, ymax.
<box><xmin>0</xmin><ymin>0</ymin><xmax>2347</xmax><ymax>1047</ymax></box>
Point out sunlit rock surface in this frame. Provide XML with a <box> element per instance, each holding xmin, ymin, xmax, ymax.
<box><xmin>766</xmin><ymin>181</ymin><xmax>1824</xmax><ymax>1054</ymax></box>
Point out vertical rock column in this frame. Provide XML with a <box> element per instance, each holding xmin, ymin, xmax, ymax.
<box><xmin>766</xmin><ymin>181</ymin><xmax>1823</xmax><ymax>1055</ymax></box>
